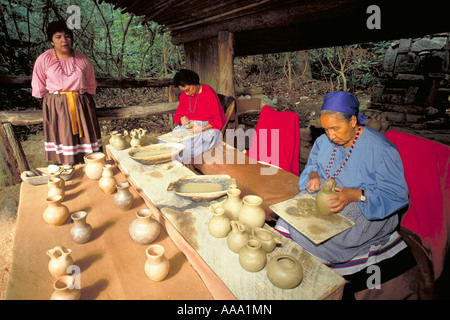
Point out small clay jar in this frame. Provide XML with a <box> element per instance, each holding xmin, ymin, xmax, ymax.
<box><xmin>98</xmin><ymin>164</ymin><xmax>117</xmax><ymax>194</ymax></box>
<box><xmin>122</xmin><ymin>130</ymin><xmax>132</xmax><ymax>148</ymax></box>
<box><xmin>223</xmin><ymin>188</ymin><xmax>243</xmax><ymax>221</ymax></box>
<box><xmin>144</xmin><ymin>244</ymin><xmax>170</xmax><ymax>281</ymax></box>
<box><xmin>251</xmin><ymin>227</ymin><xmax>282</xmax><ymax>253</ymax></box>
<box><xmin>238</xmin><ymin>239</ymin><xmax>266</xmax><ymax>272</ymax></box>
<box><xmin>47</xmin><ymin>177</ymin><xmax>65</xmax><ymax>200</ymax></box>
<box><xmin>227</xmin><ymin>220</ymin><xmax>250</xmax><ymax>253</ymax></box>
<box><xmin>84</xmin><ymin>152</ymin><xmax>106</xmax><ymax>180</ymax></box>
<box><xmin>50</xmin><ymin>275</ymin><xmax>81</xmax><ymax>300</ymax></box>
<box><xmin>114</xmin><ymin>182</ymin><xmax>134</xmax><ymax>211</ymax></box>
<box><xmin>315</xmin><ymin>179</ymin><xmax>339</xmax><ymax>216</ymax></box>
<box><xmin>267</xmin><ymin>255</ymin><xmax>303</xmax><ymax>289</ymax></box>
<box><xmin>110</xmin><ymin>132</ymin><xmax>127</xmax><ymax>150</ymax></box>
<box><xmin>50</xmin><ymin>170</ymin><xmax>65</xmax><ymax>188</ymax></box>
<box><xmin>129</xmin><ymin>209</ymin><xmax>161</xmax><ymax>245</ymax></box>
<box><xmin>70</xmin><ymin>211</ymin><xmax>93</xmax><ymax>244</ymax></box>
<box><xmin>43</xmin><ymin>195</ymin><xmax>69</xmax><ymax>226</ymax></box>
<box><xmin>208</xmin><ymin>207</ymin><xmax>231</xmax><ymax>238</ymax></box>
<box><xmin>46</xmin><ymin>246</ymin><xmax>73</xmax><ymax>279</ymax></box>
<box><xmin>238</xmin><ymin>195</ymin><xmax>266</xmax><ymax>233</ymax></box>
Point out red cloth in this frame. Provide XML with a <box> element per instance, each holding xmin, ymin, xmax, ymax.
<box><xmin>248</xmin><ymin>105</ymin><xmax>300</xmax><ymax>176</ymax></box>
<box><xmin>174</xmin><ymin>84</ymin><xmax>225</xmax><ymax>131</ymax></box>
<box><xmin>385</xmin><ymin>130</ymin><xmax>450</xmax><ymax>280</ymax></box>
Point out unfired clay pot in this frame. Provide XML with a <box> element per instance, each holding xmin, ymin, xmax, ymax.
<box><xmin>50</xmin><ymin>275</ymin><xmax>80</xmax><ymax>300</ymax></box>
<box><xmin>208</xmin><ymin>207</ymin><xmax>231</xmax><ymax>238</ymax></box>
<box><xmin>144</xmin><ymin>244</ymin><xmax>170</xmax><ymax>281</ymax></box>
<box><xmin>98</xmin><ymin>164</ymin><xmax>117</xmax><ymax>194</ymax></box>
<box><xmin>70</xmin><ymin>211</ymin><xmax>93</xmax><ymax>244</ymax></box>
<box><xmin>109</xmin><ymin>132</ymin><xmax>127</xmax><ymax>150</ymax></box>
<box><xmin>47</xmin><ymin>177</ymin><xmax>65</xmax><ymax>200</ymax></box>
<box><xmin>315</xmin><ymin>179</ymin><xmax>339</xmax><ymax>215</ymax></box>
<box><xmin>251</xmin><ymin>227</ymin><xmax>282</xmax><ymax>253</ymax></box>
<box><xmin>114</xmin><ymin>182</ymin><xmax>134</xmax><ymax>210</ymax></box>
<box><xmin>84</xmin><ymin>152</ymin><xmax>106</xmax><ymax>180</ymax></box>
<box><xmin>267</xmin><ymin>255</ymin><xmax>303</xmax><ymax>289</ymax></box>
<box><xmin>227</xmin><ymin>220</ymin><xmax>250</xmax><ymax>253</ymax></box>
<box><xmin>238</xmin><ymin>195</ymin><xmax>266</xmax><ymax>233</ymax></box>
<box><xmin>43</xmin><ymin>195</ymin><xmax>69</xmax><ymax>226</ymax></box>
<box><xmin>46</xmin><ymin>246</ymin><xmax>73</xmax><ymax>279</ymax></box>
<box><xmin>129</xmin><ymin>209</ymin><xmax>161</xmax><ymax>245</ymax></box>
<box><xmin>223</xmin><ymin>188</ymin><xmax>243</xmax><ymax>221</ymax></box>
<box><xmin>238</xmin><ymin>239</ymin><xmax>266</xmax><ymax>272</ymax></box>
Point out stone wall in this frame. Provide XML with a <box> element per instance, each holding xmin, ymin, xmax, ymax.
<box><xmin>365</xmin><ymin>33</ymin><xmax>450</xmax><ymax>133</ymax></box>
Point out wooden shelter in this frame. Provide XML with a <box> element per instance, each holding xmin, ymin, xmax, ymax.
<box><xmin>100</xmin><ymin>0</ymin><xmax>449</xmax><ymax>97</ymax></box>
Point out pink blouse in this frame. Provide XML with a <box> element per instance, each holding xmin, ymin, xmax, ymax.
<box><xmin>31</xmin><ymin>49</ymin><xmax>97</xmax><ymax>98</ymax></box>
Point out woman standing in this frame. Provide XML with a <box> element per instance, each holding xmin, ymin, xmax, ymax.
<box><xmin>31</xmin><ymin>20</ymin><xmax>102</xmax><ymax>165</ymax></box>
<box><xmin>171</xmin><ymin>69</ymin><xmax>225</xmax><ymax>163</ymax></box>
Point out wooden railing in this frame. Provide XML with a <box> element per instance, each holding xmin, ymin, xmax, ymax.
<box><xmin>0</xmin><ymin>76</ymin><xmax>178</xmax><ymax>186</ymax></box>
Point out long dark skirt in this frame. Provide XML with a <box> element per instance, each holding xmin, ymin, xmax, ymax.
<box><xmin>42</xmin><ymin>92</ymin><xmax>103</xmax><ymax>164</ymax></box>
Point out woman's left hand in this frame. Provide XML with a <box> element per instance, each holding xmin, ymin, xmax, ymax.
<box><xmin>189</xmin><ymin>123</ymin><xmax>203</xmax><ymax>133</ymax></box>
<box><xmin>326</xmin><ymin>187</ymin><xmax>361</xmax><ymax>213</ymax></box>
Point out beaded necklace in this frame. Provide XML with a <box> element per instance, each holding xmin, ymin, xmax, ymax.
<box><xmin>325</xmin><ymin>125</ymin><xmax>361</xmax><ymax>179</ymax></box>
<box><xmin>188</xmin><ymin>86</ymin><xmax>200</xmax><ymax>113</ymax></box>
<box><xmin>54</xmin><ymin>48</ymin><xmax>76</xmax><ymax>77</ymax></box>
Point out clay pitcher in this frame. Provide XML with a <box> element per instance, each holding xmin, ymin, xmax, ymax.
<box><xmin>46</xmin><ymin>246</ymin><xmax>73</xmax><ymax>279</ymax></box>
<box><xmin>84</xmin><ymin>152</ymin><xmax>106</xmax><ymax>180</ymax></box>
<box><xmin>43</xmin><ymin>195</ymin><xmax>69</xmax><ymax>226</ymax></box>
<box><xmin>267</xmin><ymin>255</ymin><xmax>303</xmax><ymax>289</ymax></box>
<box><xmin>50</xmin><ymin>275</ymin><xmax>81</xmax><ymax>300</ymax></box>
<box><xmin>208</xmin><ymin>207</ymin><xmax>231</xmax><ymax>238</ymax></box>
<box><xmin>223</xmin><ymin>188</ymin><xmax>243</xmax><ymax>221</ymax></box>
<box><xmin>251</xmin><ymin>227</ymin><xmax>282</xmax><ymax>253</ymax></box>
<box><xmin>130</xmin><ymin>130</ymin><xmax>141</xmax><ymax>148</ymax></box>
<box><xmin>109</xmin><ymin>132</ymin><xmax>127</xmax><ymax>150</ymax></box>
<box><xmin>122</xmin><ymin>130</ymin><xmax>132</xmax><ymax>148</ymax></box>
<box><xmin>47</xmin><ymin>177</ymin><xmax>65</xmax><ymax>200</ymax></box>
<box><xmin>129</xmin><ymin>209</ymin><xmax>162</xmax><ymax>245</ymax></box>
<box><xmin>70</xmin><ymin>211</ymin><xmax>93</xmax><ymax>244</ymax></box>
<box><xmin>138</xmin><ymin>128</ymin><xmax>148</xmax><ymax>146</ymax></box>
<box><xmin>238</xmin><ymin>195</ymin><xmax>266</xmax><ymax>233</ymax></box>
<box><xmin>109</xmin><ymin>130</ymin><xmax>119</xmax><ymax>145</ymax></box>
<box><xmin>238</xmin><ymin>239</ymin><xmax>266</xmax><ymax>272</ymax></box>
<box><xmin>227</xmin><ymin>220</ymin><xmax>250</xmax><ymax>253</ymax></box>
<box><xmin>114</xmin><ymin>181</ymin><xmax>134</xmax><ymax>211</ymax></box>
<box><xmin>99</xmin><ymin>164</ymin><xmax>117</xmax><ymax>194</ymax></box>
<box><xmin>315</xmin><ymin>179</ymin><xmax>339</xmax><ymax>215</ymax></box>
<box><xmin>144</xmin><ymin>244</ymin><xmax>170</xmax><ymax>281</ymax></box>
<box><xmin>50</xmin><ymin>169</ymin><xmax>65</xmax><ymax>188</ymax></box>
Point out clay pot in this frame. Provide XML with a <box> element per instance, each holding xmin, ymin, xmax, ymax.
<box><xmin>99</xmin><ymin>164</ymin><xmax>117</xmax><ymax>194</ymax></box>
<box><xmin>315</xmin><ymin>179</ymin><xmax>339</xmax><ymax>216</ymax></box>
<box><xmin>129</xmin><ymin>209</ymin><xmax>161</xmax><ymax>245</ymax></box>
<box><xmin>46</xmin><ymin>246</ymin><xmax>73</xmax><ymax>279</ymax></box>
<box><xmin>109</xmin><ymin>132</ymin><xmax>127</xmax><ymax>150</ymax></box>
<box><xmin>267</xmin><ymin>255</ymin><xmax>303</xmax><ymax>289</ymax></box>
<box><xmin>47</xmin><ymin>177</ymin><xmax>65</xmax><ymax>200</ymax></box>
<box><xmin>238</xmin><ymin>195</ymin><xmax>266</xmax><ymax>233</ymax></box>
<box><xmin>50</xmin><ymin>170</ymin><xmax>65</xmax><ymax>188</ymax></box>
<box><xmin>50</xmin><ymin>275</ymin><xmax>81</xmax><ymax>300</ymax></box>
<box><xmin>114</xmin><ymin>182</ymin><xmax>134</xmax><ymax>210</ymax></box>
<box><xmin>43</xmin><ymin>195</ymin><xmax>69</xmax><ymax>226</ymax></box>
<box><xmin>223</xmin><ymin>188</ymin><xmax>243</xmax><ymax>221</ymax></box>
<box><xmin>138</xmin><ymin>128</ymin><xmax>148</xmax><ymax>146</ymax></box>
<box><xmin>144</xmin><ymin>244</ymin><xmax>170</xmax><ymax>281</ymax></box>
<box><xmin>122</xmin><ymin>130</ymin><xmax>132</xmax><ymax>148</ymax></box>
<box><xmin>208</xmin><ymin>207</ymin><xmax>231</xmax><ymax>238</ymax></box>
<box><xmin>70</xmin><ymin>211</ymin><xmax>93</xmax><ymax>244</ymax></box>
<box><xmin>84</xmin><ymin>152</ymin><xmax>106</xmax><ymax>180</ymax></box>
<box><xmin>227</xmin><ymin>220</ymin><xmax>250</xmax><ymax>253</ymax></box>
<box><xmin>130</xmin><ymin>130</ymin><xmax>141</xmax><ymax>148</ymax></box>
<box><xmin>251</xmin><ymin>227</ymin><xmax>282</xmax><ymax>253</ymax></box>
<box><xmin>238</xmin><ymin>239</ymin><xmax>266</xmax><ymax>272</ymax></box>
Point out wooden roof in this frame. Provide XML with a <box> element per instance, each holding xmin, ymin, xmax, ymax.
<box><xmin>99</xmin><ymin>0</ymin><xmax>449</xmax><ymax>56</ymax></box>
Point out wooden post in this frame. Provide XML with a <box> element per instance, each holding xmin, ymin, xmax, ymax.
<box><xmin>0</xmin><ymin>123</ymin><xmax>23</xmax><ymax>186</ymax></box>
<box><xmin>217</xmin><ymin>31</ymin><xmax>235</xmax><ymax>98</ymax></box>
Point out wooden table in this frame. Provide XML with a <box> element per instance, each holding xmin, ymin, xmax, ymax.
<box><xmin>5</xmin><ymin>164</ymin><xmax>213</xmax><ymax>300</ymax></box>
<box><xmin>106</xmin><ymin>144</ymin><xmax>346</xmax><ymax>300</ymax></box>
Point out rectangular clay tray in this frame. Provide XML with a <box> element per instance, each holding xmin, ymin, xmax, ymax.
<box><xmin>21</xmin><ymin>167</ymin><xmax>75</xmax><ymax>186</ymax></box>
<box><xmin>270</xmin><ymin>194</ymin><xmax>355</xmax><ymax>244</ymax></box>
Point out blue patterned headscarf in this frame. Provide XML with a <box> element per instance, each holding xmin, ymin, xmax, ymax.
<box><xmin>321</xmin><ymin>91</ymin><xmax>368</xmax><ymax>125</ymax></box>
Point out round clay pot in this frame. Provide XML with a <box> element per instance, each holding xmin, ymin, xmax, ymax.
<box><xmin>46</xmin><ymin>246</ymin><xmax>73</xmax><ymax>279</ymax></box>
<box><xmin>70</xmin><ymin>211</ymin><xmax>93</xmax><ymax>244</ymax></box>
<box><xmin>109</xmin><ymin>132</ymin><xmax>127</xmax><ymax>150</ymax></box>
<box><xmin>223</xmin><ymin>188</ymin><xmax>243</xmax><ymax>221</ymax></box>
<box><xmin>98</xmin><ymin>164</ymin><xmax>117</xmax><ymax>194</ymax></box>
<box><xmin>129</xmin><ymin>209</ymin><xmax>161</xmax><ymax>245</ymax></box>
<box><xmin>84</xmin><ymin>152</ymin><xmax>106</xmax><ymax>180</ymax></box>
<box><xmin>267</xmin><ymin>255</ymin><xmax>303</xmax><ymax>289</ymax></box>
<box><xmin>227</xmin><ymin>220</ymin><xmax>250</xmax><ymax>253</ymax></box>
<box><xmin>50</xmin><ymin>275</ymin><xmax>80</xmax><ymax>300</ymax></box>
<box><xmin>208</xmin><ymin>207</ymin><xmax>231</xmax><ymax>238</ymax></box>
<box><xmin>238</xmin><ymin>195</ymin><xmax>266</xmax><ymax>233</ymax></box>
<box><xmin>144</xmin><ymin>244</ymin><xmax>170</xmax><ymax>281</ymax></box>
<box><xmin>315</xmin><ymin>179</ymin><xmax>339</xmax><ymax>216</ymax></box>
<box><xmin>238</xmin><ymin>239</ymin><xmax>266</xmax><ymax>272</ymax></box>
<box><xmin>114</xmin><ymin>182</ymin><xmax>134</xmax><ymax>210</ymax></box>
<box><xmin>43</xmin><ymin>195</ymin><xmax>69</xmax><ymax>226</ymax></box>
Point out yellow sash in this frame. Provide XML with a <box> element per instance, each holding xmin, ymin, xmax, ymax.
<box><xmin>60</xmin><ymin>91</ymin><xmax>83</xmax><ymax>138</ymax></box>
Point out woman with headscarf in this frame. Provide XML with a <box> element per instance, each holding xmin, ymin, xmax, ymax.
<box><xmin>31</xmin><ymin>20</ymin><xmax>102</xmax><ymax>165</ymax></box>
<box><xmin>275</xmin><ymin>91</ymin><xmax>422</xmax><ymax>299</ymax></box>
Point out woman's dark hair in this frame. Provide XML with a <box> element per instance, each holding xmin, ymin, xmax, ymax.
<box><xmin>47</xmin><ymin>20</ymin><xmax>73</xmax><ymax>42</ymax></box>
<box><xmin>173</xmin><ymin>69</ymin><xmax>200</xmax><ymax>87</ymax></box>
